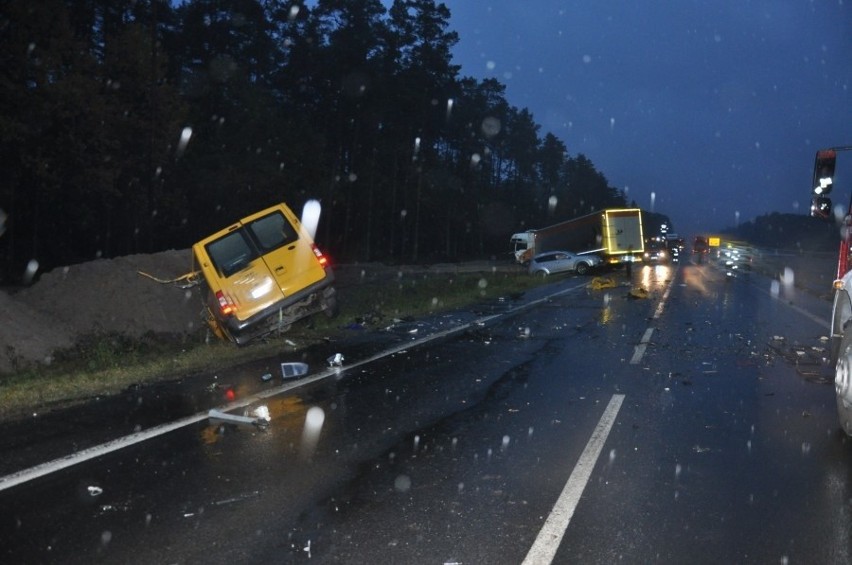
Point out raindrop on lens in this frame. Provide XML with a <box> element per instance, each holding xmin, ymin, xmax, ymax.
<box><xmin>770</xmin><ymin>280</ymin><xmax>780</xmax><ymax>297</ymax></box>
<box><xmin>305</xmin><ymin>406</ymin><xmax>325</xmax><ymax>431</ymax></box>
<box><xmin>394</xmin><ymin>475</ymin><xmax>411</xmax><ymax>492</ymax></box>
<box><xmin>23</xmin><ymin>259</ymin><xmax>39</xmax><ymax>284</ymax></box>
<box><xmin>176</xmin><ymin>126</ymin><xmax>193</xmax><ymax>156</ymax></box>
<box><xmin>301</xmin><ymin>200</ymin><xmax>322</xmax><ymax>239</ymax></box>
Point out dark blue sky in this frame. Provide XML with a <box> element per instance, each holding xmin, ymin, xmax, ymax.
<box><xmin>443</xmin><ymin>1</ymin><xmax>852</xmax><ymax>235</ymax></box>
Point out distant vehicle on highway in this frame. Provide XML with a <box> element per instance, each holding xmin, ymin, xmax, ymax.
<box><xmin>528</xmin><ymin>251</ymin><xmax>601</xmax><ymax>277</ymax></box>
<box><xmin>692</xmin><ymin>235</ymin><xmax>710</xmax><ymax>255</ymax></box>
<box><xmin>643</xmin><ymin>237</ymin><xmax>669</xmax><ymax>264</ymax></box>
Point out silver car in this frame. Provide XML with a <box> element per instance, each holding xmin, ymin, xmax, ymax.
<box><xmin>528</xmin><ymin>251</ymin><xmax>601</xmax><ymax>277</ymax></box>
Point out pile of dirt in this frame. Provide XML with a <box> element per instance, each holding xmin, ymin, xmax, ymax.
<box><xmin>1</xmin><ymin>249</ymin><xmax>203</xmax><ymax>374</ymax></box>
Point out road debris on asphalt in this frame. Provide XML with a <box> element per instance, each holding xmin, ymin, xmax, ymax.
<box><xmin>327</xmin><ymin>353</ymin><xmax>344</xmax><ymax>367</ymax></box>
<box><xmin>590</xmin><ymin>276</ymin><xmax>617</xmax><ymax>290</ymax></box>
<box><xmin>628</xmin><ymin>286</ymin><xmax>649</xmax><ymax>299</ymax></box>
<box><xmin>281</xmin><ymin>362</ymin><xmax>309</xmax><ymax>379</ymax></box>
<box><xmin>208</xmin><ymin>408</ymin><xmax>270</xmax><ymax>428</ymax></box>
<box><xmin>767</xmin><ymin>335</ymin><xmax>832</xmax><ymax>384</ymax></box>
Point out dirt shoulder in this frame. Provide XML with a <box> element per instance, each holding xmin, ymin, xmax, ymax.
<box><xmin>0</xmin><ymin>252</ymin><xmax>522</xmax><ymax>375</ymax></box>
<box><xmin>1</xmin><ymin>250</ymin><xmax>200</xmax><ymax>374</ymax></box>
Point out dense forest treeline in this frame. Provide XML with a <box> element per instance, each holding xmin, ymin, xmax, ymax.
<box><xmin>722</xmin><ymin>212</ymin><xmax>839</xmax><ymax>252</ymax></box>
<box><xmin>1</xmin><ymin>0</ymin><xmax>666</xmax><ymax>281</ymax></box>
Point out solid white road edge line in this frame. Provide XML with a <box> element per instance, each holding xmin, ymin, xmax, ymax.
<box><xmin>754</xmin><ymin>281</ymin><xmax>830</xmax><ymax>330</ymax></box>
<box><xmin>0</xmin><ymin>280</ymin><xmax>591</xmax><ymax>492</ymax></box>
<box><xmin>521</xmin><ymin>393</ymin><xmax>626</xmax><ymax>565</ymax></box>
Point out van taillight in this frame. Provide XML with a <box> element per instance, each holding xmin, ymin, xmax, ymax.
<box><xmin>216</xmin><ymin>290</ymin><xmax>236</xmax><ymax>316</ymax></box>
<box><xmin>311</xmin><ymin>244</ymin><xmax>330</xmax><ymax>267</ymax></box>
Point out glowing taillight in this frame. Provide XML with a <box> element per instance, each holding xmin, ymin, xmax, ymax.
<box><xmin>312</xmin><ymin>244</ymin><xmax>330</xmax><ymax>267</ymax></box>
<box><xmin>216</xmin><ymin>290</ymin><xmax>236</xmax><ymax>316</ymax></box>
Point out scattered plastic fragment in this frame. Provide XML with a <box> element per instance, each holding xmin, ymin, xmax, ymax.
<box><xmin>628</xmin><ymin>287</ymin><xmax>649</xmax><ymax>299</ymax></box>
<box><xmin>590</xmin><ymin>276</ymin><xmax>617</xmax><ymax>290</ymax></box>
<box><xmin>208</xmin><ymin>409</ymin><xmax>269</xmax><ymax>428</ymax></box>
<box><xmin>281</xmin><ymin>362</ymin><xmax>309</xmax><ymax>379</ymax></box>
<box><xmin>327</xmin><ymin>353</ymin><xmax>344</xmax><ymax>367</ymax></box>
<box><xmin>88</xmin><ymin>485</ymin><xmax>103</xmax><ymax>496</ymax></box>
<box><xmin>252</xmin><ymin>405</ymin><xmax>270</xmax><ymax>422</ymax></box>
<box><xmin>260</xmin><ymin>373</ymin><xmax>273</xmax><ymax>382</ymax></box>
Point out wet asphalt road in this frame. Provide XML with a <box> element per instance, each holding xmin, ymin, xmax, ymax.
<box><xmin>1</xmin><ymin>259</ymin><xmax>851</xmax><ymax>564</ymax></box>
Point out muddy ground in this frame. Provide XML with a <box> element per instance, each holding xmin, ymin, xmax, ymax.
<box><xmin>1</xmin><ymin>250</ymin><xmax>205</xmax><ymax>375</ymax></box>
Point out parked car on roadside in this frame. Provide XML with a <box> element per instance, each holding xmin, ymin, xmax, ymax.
<box><xmin>528</xmin><ymin>251</ymin><xmax>601</xmax><ymax>277</ymax></box>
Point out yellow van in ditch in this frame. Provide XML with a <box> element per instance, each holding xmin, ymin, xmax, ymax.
<box><xmin>192</xmin><ymin>202</ymin><xmax>337</xmax><ymax>345</ymax></box>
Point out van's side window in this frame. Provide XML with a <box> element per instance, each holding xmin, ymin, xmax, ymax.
<box><xmin>249</xmin><ymin>211</ymin><xmax>298</xmax><ymax>252</ymax></box>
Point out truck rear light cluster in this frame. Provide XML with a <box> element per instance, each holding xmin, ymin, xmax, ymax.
<box><xmin>312</xmin><ymin>244</ymin><xmax>330</xmax><ymax>268</ymax></box>
<box><xmin>216</xmin><ymin>290</ymin><xmax>237</xmax><ymax>316</ymax></box>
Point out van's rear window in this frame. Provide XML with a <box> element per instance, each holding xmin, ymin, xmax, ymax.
<box><xmin>205</xmin><ymin>210</ymin><xmax>300</xmax><ymax>278</ymax></box>
<box><xmin>206</xmin><ymin>231</ymin><xmax>257</xmax><ymax>277</ymax></box>
<box><xmin>248</xmin><ymin>211</ymin><xmax>298</xmax><ymax>252</ymax></box>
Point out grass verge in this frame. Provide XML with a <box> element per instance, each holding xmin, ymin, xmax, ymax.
<box><xmin>0</xmin><ymin>270</ymin><xmax>549</xmax><ymax>421</ymax></box>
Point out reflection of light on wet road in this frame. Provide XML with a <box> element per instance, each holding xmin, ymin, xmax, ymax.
<box><xmin>599</xmin><ymin>292</ymin><xmax>613</xmax><ymax>325</ymax></box>
<box><xmin>640</xmin><ymin>264</ymin><xmax>673</xmax><ymax>290</ymax></box>
<box><xmin>682</xmin><ymin>266</ymin><xmax>711</xmax><ymax>295</ymax></box>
